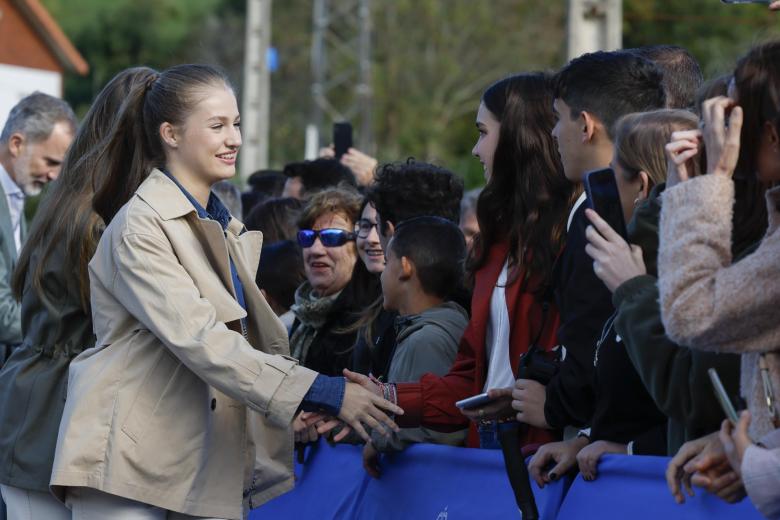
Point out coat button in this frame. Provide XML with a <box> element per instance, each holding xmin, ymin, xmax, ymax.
<box><xmin>211</xmin><ymin>398</ymin><xmax>216</xmax><ymax>411</ymax></box>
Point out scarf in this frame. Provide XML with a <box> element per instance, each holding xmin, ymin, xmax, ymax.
<box><xmin>289</xmin><ymin>281</ymin><xmax>342</xmax><ymax>365</ymax></box>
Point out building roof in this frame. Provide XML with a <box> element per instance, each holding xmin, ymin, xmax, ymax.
<box><xmin>10</xmin><ymin>0</ymin><xmax>88</xmax><ymax>75</ymax></box>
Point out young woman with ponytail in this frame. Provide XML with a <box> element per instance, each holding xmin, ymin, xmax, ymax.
<box><xmin>44</xmin><ymin>64</ymin><xmax>400</xmax><ymax>519</ymax></box>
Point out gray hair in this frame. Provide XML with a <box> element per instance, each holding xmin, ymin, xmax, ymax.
<box><xmin>212</xmin><ymin>180</ymin><xmax>243</xmax><ymax>218</ymax></box>
<box><xmin>0</xmin><ymin>92</ymin><xmax>77</xmax><ymax>144</ymax></box>
<box><xmin>460</xmin><ymin>187</ymin><xmax>482</xmax><ymax>217</ymax></box>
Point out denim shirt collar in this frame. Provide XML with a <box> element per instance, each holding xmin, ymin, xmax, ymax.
<box><xmin>162</xmin><ymin>170</ymin><xmax>232</xmax><ymax>230</ymax></box>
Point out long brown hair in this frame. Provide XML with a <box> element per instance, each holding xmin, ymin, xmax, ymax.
<box><xmin>469</xmin><ymin>73</ymin><xmax>578</xmax><ymax>289</ymax></box>
<box><xmin>733</xmin><ymin>40</ymin><xmax>780</xmax><ymax>182</ymax></box>
<box><xmin>723</xmin><ymin>42</ymin><xmax>777</xmax><ymax>250</ymax></box>
<box><xmin>12</xmin><ymin>67</ymin><xmax>157</xmax><ymax>310</ymax></box>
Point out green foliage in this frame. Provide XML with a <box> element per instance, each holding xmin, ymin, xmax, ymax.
<box><xmin>43</xmin><ymin>0</ymin><xmax>780</xmax><ymax>192</ymax></box>
<box><xmin>42</xmin><ymin>0</ymin><xmax>222</xmax><ymax>114</ymax></box>
<box><xmin>269</xmin><ymin>1</ymin><xmax>566</xmax><ymax>189</ymax></box>
<box><xmin>624</xmin><ymin>0</ymin><xmax>780</xmax><ymax>77</ymax></box>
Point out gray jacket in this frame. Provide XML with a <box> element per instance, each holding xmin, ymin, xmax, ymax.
<box><xmin>0</xmin><ymin>181</ymin><xmax>24</xmax><ymax>365</ymax></box>
<box><xmin>372</xmin><ymin>301</ymin><xmax>468</xmax><ymax>451</ymax></box>
<box><xmin>0</xmin><ymin>230</ymin><xmax>96</xmax><ymax>492</ymax></box>
<box><xmin>742</xmin><ymin>428</ymin><xmax>780</xmax><ymax>519</ymax></box>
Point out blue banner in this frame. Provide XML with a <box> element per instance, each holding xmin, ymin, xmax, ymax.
<box><xmin>251</xmin><ymin>441</ymin><xmax>762</xmax><ymax>519</ymax></box>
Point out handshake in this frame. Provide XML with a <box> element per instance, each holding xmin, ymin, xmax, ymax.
<box><xmin>294</xmin><ymin>369</ymin><xmax>402</xmax><ymax>445</ymax></box>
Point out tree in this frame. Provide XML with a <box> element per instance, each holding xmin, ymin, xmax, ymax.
<box><xmin>44</xmin><ymin>0</ymin><xmax>780</xmax><ymax>191</ymax></box>
<box><xmin>43</xmin><ymin>0</ymin><xmax>222</xmax><ymax>114</ymax></box>
<box><xmin>268</xmin><ymin>1</ymin><xmax>566</xmax><ymax>188</ymax></box>
<box><xmin>623</xmin><ymin>0</ymin><xmax>780</xmax><ymax>77</ymax></box>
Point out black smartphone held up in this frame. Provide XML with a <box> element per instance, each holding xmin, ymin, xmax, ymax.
<box><xmin>584</xmin><ymin>167</ymin><xmax>629</xmax><ymax>241</ymax></box>
<box><xmin>333</xmin><ymin>122</ymin><xmax>353</xmax><ymax>159</ymax></box>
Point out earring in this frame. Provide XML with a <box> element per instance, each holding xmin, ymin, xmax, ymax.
<box><xmin>633</xmin><ymin>197</ymin><xmax>641</xmax><ymax>207</ymax></box>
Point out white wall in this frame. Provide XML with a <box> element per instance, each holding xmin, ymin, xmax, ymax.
<box><xmin>0</xmin><ymin>63</ymin><xmax>62</xmax><ymax>126</ymax></box>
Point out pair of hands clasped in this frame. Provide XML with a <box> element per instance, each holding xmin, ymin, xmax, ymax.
<box><xmin>339</xmin><ymin>370</ymin><xmax>552</xmax><ymax>477</ymax></box>
<box><xmin>293</xmin><ymin>369</ymin><xmax>404</xmax><ymax>446</ymax></box>
<box><xmin>666</xmin><ymin>412</ymin><xmax>753</xmax><ymax>505</ymax></box>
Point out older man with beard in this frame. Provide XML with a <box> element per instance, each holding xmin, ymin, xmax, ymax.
<box><xmin>0</xmin><ymin>92</ymin><xmax>76</xmax><ymax>366</ymax></box>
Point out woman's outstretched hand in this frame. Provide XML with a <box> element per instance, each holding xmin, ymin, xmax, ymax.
<box><xmin>338</xmin><ymin>380</ymin><xmax>403</xmax><ymax>443</ymax></box>
<box><xmin>314</xmin><ymin>369</ymin><xmax>403</xmax><ymax>443</ymax></box>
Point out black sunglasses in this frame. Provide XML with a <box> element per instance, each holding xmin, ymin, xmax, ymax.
<box><xmin>354</xmin><ymin>218</ymin><xmax>378</xmax><ymax>239</ymax></box>
<box><xmin>297</xmin><ymin>228</ymin><xmax>356</xmax><ymax>248</ymax></box>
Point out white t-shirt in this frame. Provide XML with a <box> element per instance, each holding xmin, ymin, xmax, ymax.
<box><xmin>481</xmin><ymin>192</ymin><xmax>586</xmax><ymax>391</ymax></box>
<box><xmin>483</xmin><ymin>260</ymin><xmax>515</xmax><ymax>391</ymax></box>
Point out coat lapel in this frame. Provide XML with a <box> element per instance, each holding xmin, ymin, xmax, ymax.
<box><xmin>226</xmin><ymin>230</ymin><xmax>289</xmax><ymax>356</ymax></box>
<box><xmin>229</xmin><ymin>217</ymin><xmax>262</xmax><ymax>280</ymax></box>
<box><xmin>196</xmin><ymin>218</ymin><xmax>236</xmax><ymax>299</ymax></box>
<box><xmin>136</xmin><ymin>171</ymin><xmax>245</xmax><ymax>325</ymax></box>
<box><xmin>135</xmin><ymin>169</ymin><xmax>286</xmax><ymax>347</ymax></box>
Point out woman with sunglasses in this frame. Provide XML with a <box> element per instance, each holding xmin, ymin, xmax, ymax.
<box><xmin>290</xmin><ymin>187</ymin><xmax>379</xmax><ymax>377</ymax></box>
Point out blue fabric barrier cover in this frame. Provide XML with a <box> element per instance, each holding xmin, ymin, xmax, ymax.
<box><xmin>252</xmin><ymin>440</ymin><xmax>568</xmax><ymax>520</ymax></box>
<box><xmin>251</xmin><ymin>442</ymin><xmax>762</xmax><ymax>519</ymax></box>
<box><xmin>557</xmin><ymin>454</ymin><xmax>763</xmax><ymax>520</ymax></box>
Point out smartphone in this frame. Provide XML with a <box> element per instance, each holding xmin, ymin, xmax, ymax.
<box><xmin>333</xmin><ymin>122</ymin><xmax>353</xmax><ymax>159</ymax></box>
<box><xmin>455</xmin><ymin>392</ymin><xmax>494</xmax><ymax>410</ymax></box>
<box><xmin>708</xmin><ymin>368</ymin><xmax>740</xmax><ymax>424</ymax></box>
<box><xmin>584</xmin><ymin>167</ymin><xmax>629</xmax><ymax>240</ymax></box>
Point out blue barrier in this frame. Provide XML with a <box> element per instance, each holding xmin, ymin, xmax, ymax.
<box><xmin>251</xmin><ymin>441</ymin><xmax>762</xmax><ymax>519</ymax></box>
<box><xmin>557</xmin><ymin>455</ymin><xmax>762</xmax><ymax>520</ymax></box>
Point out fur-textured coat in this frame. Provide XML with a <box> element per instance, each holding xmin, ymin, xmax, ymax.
<box><xmin>658</xmin><ymin>174</ymin><xmax>780</xmax><ymax>517</ymax></box>
<box><xmin>659</xmin><ymin>174</ymin><xmax>780</xmax><ymax>438</ymax></box>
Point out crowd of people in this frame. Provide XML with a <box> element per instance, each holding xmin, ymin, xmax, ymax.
<box><xmin>0</xmin><ymin>20</ymin><xmax>779</xmax><ymax>520</ymax></box>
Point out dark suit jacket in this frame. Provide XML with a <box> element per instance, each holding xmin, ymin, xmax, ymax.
<box><xmin>544</xmin><ymin>198</ymin><xmax>615</xmax><ymax>429</ymax></box>
<box><xmin>0</xmin><ymin>177</ymin><xmax>25</xmax><ymax>365</ymax></box>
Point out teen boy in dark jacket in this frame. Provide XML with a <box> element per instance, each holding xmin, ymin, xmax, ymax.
<box><xmin>514</xmin><ymin>51</ymin><xmax>667</xmax><ymax>430</ymax></box>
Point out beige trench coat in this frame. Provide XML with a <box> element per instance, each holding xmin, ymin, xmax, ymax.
<box><xmin>50</xmin><ymin>170</ymin><xmax>318</xmax><ymax>519</ymax></box>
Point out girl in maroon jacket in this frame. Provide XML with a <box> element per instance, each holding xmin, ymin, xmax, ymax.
<box><xmin>348</xmin><ymin>73</ymin><xmax>578</xmax><ymax>452</ymax></box>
